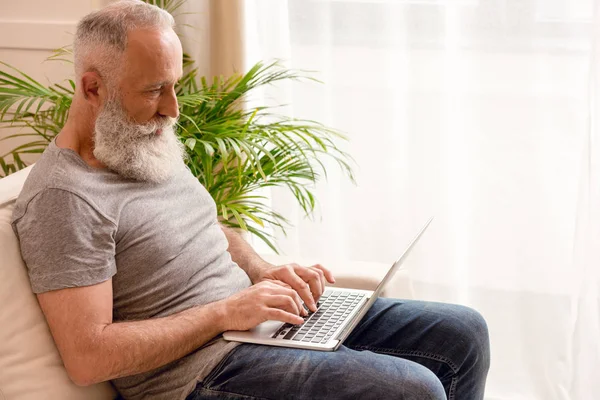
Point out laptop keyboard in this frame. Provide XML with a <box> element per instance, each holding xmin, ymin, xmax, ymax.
<box><xmin>272</xmin><ymin>290</ymin><xmax>366</xmax><ymax>344</ymax></box>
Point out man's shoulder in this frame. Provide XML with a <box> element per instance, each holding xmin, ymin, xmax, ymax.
<box><xmin>12</xmin><ymin>145</ymin><xmax>113</xmax><ymax>226</ymax></box>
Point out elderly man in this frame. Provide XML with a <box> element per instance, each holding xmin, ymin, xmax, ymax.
<box><xmin>11</xmin><ymin>1</ymin><xmax>490</xmax><ymax>399</ymax></box>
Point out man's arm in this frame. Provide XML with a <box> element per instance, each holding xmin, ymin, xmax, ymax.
<box><xmin>220</xmin><ymin>224</ymin><xmax>336</xmax><ymax>311</ymax></box>
<box><xmin>38</xmin><ymin>278</ymin><xmax>304</xmax><ymax>386</ymax></box>
<box><xmin>220</xmin><ymin>224</ymin><xmax>273</xmax><ymax>283</ymax></box>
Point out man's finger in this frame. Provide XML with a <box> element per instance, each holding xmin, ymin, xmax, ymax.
<box><xmin>261</xmin><ymin>279</ymin><xmax>307</xmax><ymax>315</ymax></box>
<box><xmin>284</xmin><ymin>286</ymin><xmax>308</xmax><ymax>316</ymax></box>
<box><xmin>311</xmin><ymin>264</ymin><xmax>336</xmax><ymax>284</ymax></box>
<box><xmin>268</xmin><ymin>294</ymin><xmax>301</xmax><ymax>317</ymax></box>
<box><xmin>310</xmin><ymin>266</ymin><xmax>326</xmax><ymax>296</ymax></box>
<box><xmin>276</xmin><ymin>267</ymin><xmax>316</xmax><ymax>312</ymax></box>
<box><xmin>266</xmin><ymin>308</ymin><xmax>305</xmax><ymax>325</ymax></box>
<box><xmin>294</xmin><ymin>267</ymin><xmax>323</xmax><ymax>303</ymax></box>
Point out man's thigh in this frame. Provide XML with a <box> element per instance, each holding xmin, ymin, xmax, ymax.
<box><xmin>344</xmin><ymin>297</ymin><xmax>489</xmax><ymax>376</ymax></box>
<box><xmin>343</xmin><ymin>297</ymin><xmax>490</xmax><ymax>400</ymax></box>
<box><xmin>189</xmin><ymin>343</ymin><xmax>445</xmax><ymax>400</ymax></box>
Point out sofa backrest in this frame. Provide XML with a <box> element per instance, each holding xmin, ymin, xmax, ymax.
<box><xmin>0</xmin><ymin>166</ymin><xmax>116</xmax><ymax>400</ymax></box>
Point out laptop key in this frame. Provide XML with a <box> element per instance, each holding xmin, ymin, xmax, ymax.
<box><xmin>283</xmin><ymin>327</ymin><xmax>300</xmax><ymax>340</ymax></box>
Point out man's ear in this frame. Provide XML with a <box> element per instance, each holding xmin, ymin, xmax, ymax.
<box><xmin>80</xmin><ymin>71</ymin><xmax>106</xmax><ymax>107</ymax></box>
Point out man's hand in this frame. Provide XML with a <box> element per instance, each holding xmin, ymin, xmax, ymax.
<box><xmin>255</xmin><ymin>263</ymin><xmax>336</xmax><ymax>312</ymax></box>
<box><xmin>221</xmin><ymin>281</ymin><xmax>307</xmax><ymax>331</ymax></box>
<box><xmin>218</xmin><ymin>224</ymin><xmax>335</xmax><ymax>312</ymax></box>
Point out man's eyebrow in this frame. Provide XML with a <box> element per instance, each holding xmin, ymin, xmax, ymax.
<box><xmin>143</xmin><ymin>81</ymin><xmax>169</xmax><ymax>90</ymax></box>
<box><xmin>142</xmin><ymin>76</ymin><xmax>184</xmax><ymax>90</ymax></box>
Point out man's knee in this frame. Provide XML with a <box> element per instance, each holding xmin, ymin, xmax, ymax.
<box><xmin>355</xmin><ymin>357</ymin><xmax>446</xmax><ymax>400</ymax></box>
<box><xmin>339</xmin><ymin>351</ymin><xmax>446</xmax><ymax>400</ymax></box>
<box><xmin>450</xmin><ymin>305</ymin><xmax>491</xmax><ymax>374</ymax></box>
<box><xmin>400</xmin><ymin>366</ymin><xmax>447</xmax><ymax>400</ymax></box>
<box><xmin>357</xmin><ymin>368</ymin><xmax>446</xmax><ymax>400</ymax></box>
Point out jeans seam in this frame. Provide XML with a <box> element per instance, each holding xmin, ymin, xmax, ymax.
<box><xmin>350</xmin><ymin>345</ymin><xmax>460</xmax><ymax>373</ymax></box>
<box><xmin>448</xmin><ymin>376</ymin><xmax>458</xmax><ymax>400</ymax></box>
<box><xmin>195</xmin><ymin>387</ymin><xmax>270</xmax><ymax>400</ymax></box>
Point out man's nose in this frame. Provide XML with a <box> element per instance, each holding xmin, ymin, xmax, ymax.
<box><xmin>158</xmin><ymin>87</ymin><xmax>179</xmax><ymax>119</ymax></box>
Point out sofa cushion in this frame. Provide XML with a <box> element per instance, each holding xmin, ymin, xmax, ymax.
<box><xmin>0</xmin><ymin>166</ymin><xmax>115</xmax><ymax>400</ymax></box>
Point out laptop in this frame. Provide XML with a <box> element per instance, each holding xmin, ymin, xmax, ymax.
<box><xmin>223</xmin><ymin>217</ymin><xmax>433</xmax><ymax>351</ymax></box>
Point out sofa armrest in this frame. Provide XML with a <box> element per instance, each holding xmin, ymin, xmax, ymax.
<box><xmin>258</xmin><ymin>254</ymin><xmax>415</xmax><ymax>299</ymax></box>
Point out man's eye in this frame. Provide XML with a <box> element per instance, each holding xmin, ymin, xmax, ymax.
<box><xmin>149</xmin><ymin>88</ymin><xmax>162</xmax><ymax>94</ymax></box>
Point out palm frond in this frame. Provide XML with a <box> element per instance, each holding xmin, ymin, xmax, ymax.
<box><xmin>143</xmin><ymin>0</ymin><xmax>187</xmax><ymax>16</ymax></box>
<box><xmin>47</xmin><ymin>45</ymin><xmax>74</xmax><ymax>64</ymax></box>
<box><xmin>0</xmin><ymin>62</ymin><xmax>72</xmax><ymax>122</ymax></box>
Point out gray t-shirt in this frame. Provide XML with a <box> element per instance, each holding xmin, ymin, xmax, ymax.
<box><xmin>11</xmin><ymin>139</ymin><xmax>252</xmax><ymax>399</ymax></box>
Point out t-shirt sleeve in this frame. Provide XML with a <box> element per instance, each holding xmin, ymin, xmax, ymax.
<box><xmin>13</xmin><ymin>188</ymin><xmax>117</xmax><ymax>294</ymax></box>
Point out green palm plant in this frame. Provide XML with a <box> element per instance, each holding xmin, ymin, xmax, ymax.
<box><xmin>0</xmin><ymin>4</ymin><xmax>354</xmax><ymax>252</ymax></box>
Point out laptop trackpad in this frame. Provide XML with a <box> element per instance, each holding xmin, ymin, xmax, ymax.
<box><xmin>249</xmin><ymin>320</ymin><xmax>284</xmax><ymax>336</ymax></box>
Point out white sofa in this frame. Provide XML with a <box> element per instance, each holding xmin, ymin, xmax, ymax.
<box><xmin>0</xmin><ymin>166</ymin><xmax>116</xmax><ymax>399</ymax></box>
<box><xmin>0</xmin><ymin>166</ymin><xmax>413</xmax><ymax>399</ymax></box>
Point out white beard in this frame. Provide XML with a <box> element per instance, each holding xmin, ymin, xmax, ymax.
<box><xmin>93</xmin><ymin>99</ymin><xmax>185</xmax><ymax>183</ymax></box>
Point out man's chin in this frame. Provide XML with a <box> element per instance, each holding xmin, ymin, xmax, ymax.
<box><xmin>94</xmin><ymin>145</ymin><xmax>184</xmax><ymax>183</ymax></box>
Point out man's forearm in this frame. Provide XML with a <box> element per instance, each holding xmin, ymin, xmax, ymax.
<box><xmin>70</xmin><ymin>302</ymin><xmax>226</xmax><ymax>385</ymax></box>
<box><xmin>220</xmin><ymin>224</ymin><xmax>272</xmax><ymax>283</ymax></box>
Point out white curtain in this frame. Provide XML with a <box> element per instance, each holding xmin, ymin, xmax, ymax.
<box><xmin>244</xmin><ymin>0</ymin><xmax>600</xmax><ymax>399</ymax></box>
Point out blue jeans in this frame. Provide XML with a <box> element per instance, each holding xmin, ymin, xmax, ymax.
<box><xmin>187</xmin><ymin>298</ymin><xmax>490</xmax><ymax>400</ymax></box>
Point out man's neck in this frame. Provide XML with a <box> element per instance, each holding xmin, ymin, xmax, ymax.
<box><xmin>56</xmin><ymin>99</ymin><xmax>106</xmax><ymax>169</ymax></box>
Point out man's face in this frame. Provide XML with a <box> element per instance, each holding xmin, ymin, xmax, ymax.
<box><xmin>117</xmin><ymin>27</ymin><xmax>183</xmax><ymax>125</ymax></box>
<box><xmin>93</xmin><ymin>28</ymin><xmax>185</xmax><ymax>183</ymax></box>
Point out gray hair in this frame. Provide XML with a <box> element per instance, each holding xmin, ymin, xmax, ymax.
<box><xmin>73</xmin><ymin>0</ymin><xmax>175</xmax><ymax>85</ymax></box>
